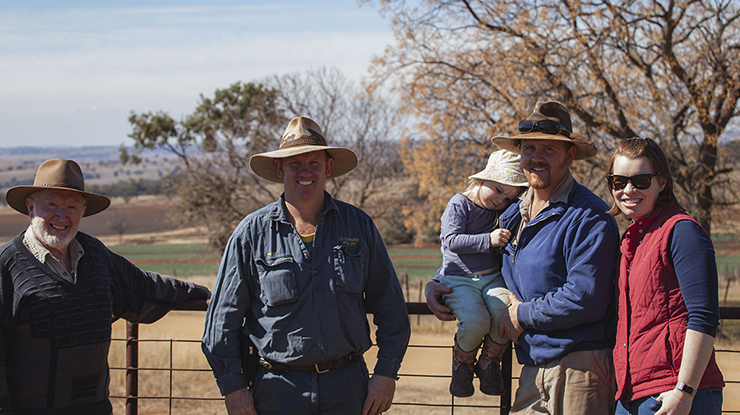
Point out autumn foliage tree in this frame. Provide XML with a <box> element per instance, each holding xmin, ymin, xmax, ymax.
<box><xmin>366</xmin><ymin>0</ymin><xmax>740</xmax><ymax>237</ymax></box>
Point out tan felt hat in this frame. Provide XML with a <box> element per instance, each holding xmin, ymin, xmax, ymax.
<box><xmin>6</xmin><ymin>158</ymin><xmax>111</xmax><ymax>217</ymax></box>
<box><xmin>249</xmin><ymin>116</ymin><xmax>358</xmax><ymax>183</ymax></box>
<box><xmin>492</xmin><ymin>101</ymin><xmax>597</xmax><ymax>160</ymax></box>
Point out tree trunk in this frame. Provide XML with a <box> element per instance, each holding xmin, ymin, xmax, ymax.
<box><xmin>696</xmin><ymin>133</ymin><xmax>718</xmax><ymax>235</ymax></box>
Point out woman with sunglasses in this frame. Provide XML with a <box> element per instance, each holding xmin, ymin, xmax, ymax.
<box><xmin>607</xmin><ymin>138</ymin><xmax>724</xmax><ymax>415</ymax></box>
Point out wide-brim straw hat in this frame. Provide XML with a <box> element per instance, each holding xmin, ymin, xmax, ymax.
<box><xmin>6</xmin><ymin>158</ymin><xmax>111</xmax><ymax>217</ymax></box>
<box><xmin>469</xmin><ymin>149</ymin><xmax>529</xmax><ymax>187</ymax></box>
<box><xmin>492</xmin><ymin>101</ymin><xmax>597</xmax><ymax>160</ymax></box>
<box><xmin>249</xmin><ymin>116</ymin><xmax>358</xmax><ymax>183</ymax></box>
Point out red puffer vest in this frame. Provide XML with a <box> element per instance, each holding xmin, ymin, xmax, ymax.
<box><xmin>614</xmin><ymin>204</ymin><xmax>724</xmax><ymax>401</ymax></box>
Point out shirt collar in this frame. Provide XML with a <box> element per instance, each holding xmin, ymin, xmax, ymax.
<box><xmin>22</xmin><ymin>225</ymin><xmax>84</xmax><ymax>280</ymax></box>
<box><xmin>519</xmin><ymin>172</ymin><xmax>574</xmax><ymax>222</ymax></box>
<box><xmin>269</xmin><ymin>191</ymin><xmax>338</xmax><ymax>221</ymax></box>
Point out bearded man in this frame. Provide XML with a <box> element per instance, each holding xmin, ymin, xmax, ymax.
<box><xmin>427</xmin><ymin>102</ymin><xmax>619</xmax><ymax>415</ymax></box>
<box><xmin>0</xmin><ymin>158</ymin><xmax>210</xmax><ymax>414</ymax></box>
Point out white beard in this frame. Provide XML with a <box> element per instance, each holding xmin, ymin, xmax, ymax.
<box><xmin>31</xmin><ymin>216</ymin><xmax>76</xmax><ymax>251</ymax></box>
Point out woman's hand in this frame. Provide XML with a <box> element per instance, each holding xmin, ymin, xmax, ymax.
<box><xmin>654</xmin><ymin>388</ymin><xmax>693</xmax><ymax>415</ymax></box>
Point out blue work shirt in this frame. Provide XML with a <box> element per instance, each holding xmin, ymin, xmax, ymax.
<box><xmin>202</xmin><ymin>192</ymin><xmax>410</xmax><ymax>396</ymax></box>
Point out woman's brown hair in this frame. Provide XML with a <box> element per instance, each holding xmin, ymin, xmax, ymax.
<box><xmin>606</xmin><ymin>137</ymin><xmax>681</xmax><ymax>216</ymax></box>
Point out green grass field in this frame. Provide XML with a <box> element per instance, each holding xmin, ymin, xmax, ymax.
<box><xmin>110</xmin><ymin>244</ymin><xmax>443</xmax><ymax>281</ymax></box>
<box><xmin>112</xmin><ymin>239</ymin><xmax>740</xmax><ymax>283</ymax></box>
<box><xmin>109</xmin><ymin>238</ymin><xmax>740</xmax><ymax>345</ymax></box>
<box><xmin>110</xmin><ymin>243</ymin><xmax>222</xmax><ymax>278</ymax></box>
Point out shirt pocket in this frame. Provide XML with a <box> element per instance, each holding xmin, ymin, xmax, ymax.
<box><xmin>333</xmin><ymin>245</ymin><xmax>367</xmax><ymax>294</ymax></box>
<box><xmin>255</xmin><ymin>256</ymin><xmax>299</xmax><ymax>307</ymax></box>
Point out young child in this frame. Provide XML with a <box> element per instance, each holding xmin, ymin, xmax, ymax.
<box><xmin>436</xmin><ymin>149</ymin><xmax>528</xmax><ymax>397</ymax></box>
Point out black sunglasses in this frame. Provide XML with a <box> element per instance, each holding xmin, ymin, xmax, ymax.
<box><xmin>518</xmin><ymin>119</ymin><xmax>571</xmax><ymax>138</ymax></box>
<box><xmin>606</xmin><ymin>173</ymin><xmax>660</xmax><ymax>191</ymax></box>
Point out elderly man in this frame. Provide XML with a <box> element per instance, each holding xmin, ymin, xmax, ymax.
<box><xmin>427</xmin><ymin>101</ymin><xmax>619</xmax><ymax>415</ymax></box>
<box><xmin>0</xmin><ymin>158</ymin><xmax>210</xmax><ymax>414</ymax></box>
<box><xmin>202</xmin><ymin>116</ymin><xmax>410</xmax><ymax>415</ymax></box>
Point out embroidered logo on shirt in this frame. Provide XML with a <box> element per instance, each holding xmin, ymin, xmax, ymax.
<box><xmin>266</xmin><ymin>252</ymin><xmax>292</xmax><ymax>258</ymax></box>
<box><xmin>338</xmin><ymin>237</ymin><xmax>359</xmax><ymax>246</ymax></box>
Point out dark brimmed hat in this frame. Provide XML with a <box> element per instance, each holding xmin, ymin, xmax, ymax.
<box><xmin>492</xmin><ymin>101</ymin><xmax>597</xmax><ymax>160</ymax></box>
<box><xmin>6</xmin><ymin>158</ymin><xmax>111</xmax><ymax>217</ymax></box>
<box><xmin>249</xmin><ymin>116</ymin><xmax>358</xmax><ymax>183</ymax></box>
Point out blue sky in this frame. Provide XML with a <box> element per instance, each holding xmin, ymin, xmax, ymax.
<box><xmin>0</xmin><ymin>1</ymin><xmax>393</xmax><ymax>148</ymax></box>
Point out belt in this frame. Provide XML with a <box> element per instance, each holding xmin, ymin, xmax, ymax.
<box><xmin>259</xmin><ymin>355</ymin><xmax>361</xmax><ymax>374</ymax></box>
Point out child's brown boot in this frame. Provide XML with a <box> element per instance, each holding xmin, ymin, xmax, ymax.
<box><xmin>475</xmin><ymin>335</ymin><xmax>508</xmax><ymax>395</ymax></box>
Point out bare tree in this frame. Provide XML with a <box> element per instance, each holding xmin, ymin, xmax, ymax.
<box><xmin>266</xmin><ymin>67</ymin><xmax>406</xmax><ymax>212</ymax></box>
<box><xmin>365</xmin><ymin>0</ymin><xmax>740</xmax><ymax>234</ymax></box>
<box><xmin>107</xmin><ymin>213</ymin><xmax>129</xmax><ymax>243</ymax></box>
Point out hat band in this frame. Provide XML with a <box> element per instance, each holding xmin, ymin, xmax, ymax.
<box><xmin>518</xmin><ymin>119</ymin><xmax>571</xmax><ymax>138</ymax></box>
<box><xmin>39</xmin><ymin>183</ymin><xmax>84</xmax><ymax>191</ymax></box>
<box><xmin>280</xmin><ymin>129</ymin><xmax>327</xmax><ymax>149</ymax></box>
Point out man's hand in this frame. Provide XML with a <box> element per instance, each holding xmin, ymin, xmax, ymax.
<box><xmin>362</xmin><ymin>375</ymin><xmax>396</xmax><ymax>415</ymax></box>
<box><xmin>425</xmin><ymin>280</ymin><xmax>455</xmax><ymax>321</ymax></box>
<box><xmin>499</xmin><ymin>292</ymin><xmax>524</xmax><ymax>344</ymax></box>
<box><xmin>224</xmin><ymin>388</ymin><xmax>258</xmax><ymax>415</ymax></box>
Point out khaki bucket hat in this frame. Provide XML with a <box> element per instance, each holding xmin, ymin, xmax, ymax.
<box><xmin>492</xmin><ymin>101</ymin><xmax>597</xmax><ymax>160</ymax></box>
<box><xmin>469</xmin><ymin>150</ymin><xmax>529</xmax><ymax>187</ymax></box>
<box><xmin>6</xmin><ymin>158</ymin><xmax>111</xmax><ymax>217</ymax></box>
<box><xmin>249</xmin><ymin>116</ymin><xmax>358</xmax><ymax>183</ymax></box>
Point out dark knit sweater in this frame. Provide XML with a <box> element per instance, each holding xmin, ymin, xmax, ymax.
<box><xmin>0</xmin><ymin>232</ymin><xmax>210</xmax><ymax>415</ymax></box>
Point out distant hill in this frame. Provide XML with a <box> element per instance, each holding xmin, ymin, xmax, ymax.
<box><xmin>0</xmin><ymin>146</ymin><xmax>179</xmax><ymax>194</ymax></box>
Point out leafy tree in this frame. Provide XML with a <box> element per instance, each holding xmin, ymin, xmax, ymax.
<box><xmin>123</xmin><ymin>69</ymin><xmax>406</xmax><ymax>248</ymax></box>
<box><xmin>123</xmin><ymin>82</ymin><xmax>288</xmax><ymax>249</ymax></box>
<box><xmin>365</xmin><ymin>0</ymin><xmax>740</xmax><ymax>234</ymax></box>
<box><xmin>88</xmin><ymin>178</ymin><xmax>171</xmax><ymax>203</ymax></box>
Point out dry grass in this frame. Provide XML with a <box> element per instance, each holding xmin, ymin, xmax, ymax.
<box><xmin>110</xmin><ymin>275</ymin><xmax>224</xmax><ymax>414</ymax></box>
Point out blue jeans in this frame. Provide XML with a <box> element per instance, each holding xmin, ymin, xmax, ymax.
<box><xmin>252</xmin><ymin>358</ymin><xmax>370</xmax><ymax>414</ymax></box>
<box><xmin>440</xmin><ymin>271</ymin><xmax>510</xmax><ymax>350</ymax></box>
<box><xmin>615</xmin><ymin>388</ymin><xmax>723</xmax><ymax>415</ymax></box>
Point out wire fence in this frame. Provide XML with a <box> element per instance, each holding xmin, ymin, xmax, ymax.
<box><xmin>109</xmin><ymin>301</ymin><xmax>740</xmax><ymax>415</ymax></box>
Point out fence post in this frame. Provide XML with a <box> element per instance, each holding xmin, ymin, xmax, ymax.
<box><xmin>126</xmin><ymin>321</ymin><xmax>139</xmax><ymax>415</ymax></box>
<box><xmin>500</xmin><ymin>344</ymin><xmax>513</xmax><ymax>415</ymax></box>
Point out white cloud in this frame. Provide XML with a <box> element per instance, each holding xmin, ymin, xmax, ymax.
<box><xmin>0</xmin><ymin>2</ymin><xmax>393</xmax><ymax>147</ymax></box>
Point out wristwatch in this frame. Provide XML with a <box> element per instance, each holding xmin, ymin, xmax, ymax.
<box><xmin>675</xmin><ymin>381</ymin><xmax>697</xmax><ymax>397</ymax></box>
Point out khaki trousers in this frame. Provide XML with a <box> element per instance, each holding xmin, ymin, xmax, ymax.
<box><xmin>511</xmin><ymin>348</ymin><xmax>616</xmax><ymax>415</ymax></box>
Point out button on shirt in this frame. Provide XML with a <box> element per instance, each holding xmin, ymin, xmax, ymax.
<box><xmin>22</xmin><ymin>226</ymin><xmax>84</xmax><ymax>283</ymax></box>
<box><xmin>202</xmin><ymin>192</ymin><xmax>411</xmax><ymax>396</ymax></box>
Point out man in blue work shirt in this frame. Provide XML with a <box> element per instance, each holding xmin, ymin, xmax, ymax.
<box><xmin>202</xmin><ymin>116</ymin><xmax>410</xmax><ymax>415</ymax></box>
<box><xmin>427</xmin><ymin>101</ymin><xmax>619</xmax><ymax>415</ymax></box>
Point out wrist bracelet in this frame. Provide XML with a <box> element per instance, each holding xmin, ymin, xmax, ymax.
<box><xmin>675</xmin><ymin>381</ymin><xmax>697</xmax><ymax>397</ymax></box>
